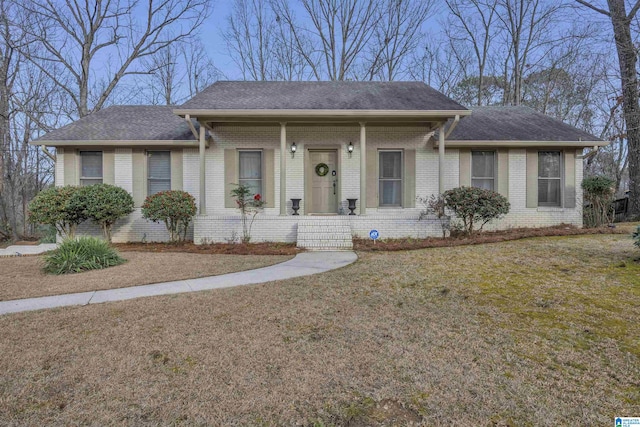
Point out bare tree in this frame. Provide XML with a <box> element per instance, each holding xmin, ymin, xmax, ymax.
<box><xmin>271</xmin><ymin>0</ymin><xmax>383</xmax><ymax>81</ymax></box>
<box><xmin>143</xmin><ymin>41</ymin><xmax>221</xmax><ymax>105</ymax></box>
<box><xmin>224</xmin><ymin>0</ymin><xmax>278</xmax><ymax>81</ymax></box>
<box><xmin>445</xmin><ymin>0</ymin><xmax>499</xmax><ymax>106</ymax></box>
<box><xmin>19</xmin><ymin>0</ymin><xmax>211</xmax><ymax>117</ymax></box>
<box><xmin>576</xmin><ymin>0</ymin><xmax>640</xmax><ymax>216</ymax></box>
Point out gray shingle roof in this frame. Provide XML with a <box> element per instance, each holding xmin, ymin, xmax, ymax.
<box><xmin>35</xmin><ymin>105</ymin><xmax>197</xmax><ymax>142</ymax></box>
<box><xmin>178</xmin><ymin>81</ymin><xmax>468</xmax><ymax>111</ymax></box>
<box><xmin>447</xmin><ymin>106</ymin><xmax>601</xmax><ymax>142</ymax></box>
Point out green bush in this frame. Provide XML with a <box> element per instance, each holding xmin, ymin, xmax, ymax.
<box><xmin>141</xmin><ymin>190</ymin><xmax>197</xmax><ymax>242</ymax></box>
<box><xmin>582</xmin><ymin>175</ymin><xmax>616</xmax><ymax>228</ymax></box>
<box><xmin>28</xmin><ymin>186</ymin><xmax>86</xmax><ymax>239</ymax></box>
<box><xmin>38</xmin><ymin>225</ymin><xmax>58</xmax><ymax>244</ymax></box>
<box><xmin>443</xmin><ymin>186</ymin><xmax>510</xmax><ymax>235</ymax></box>
<box><xmin>633</xmin><ymin>226</ymin><xmax>640</xmax><ymax>249</ymax></box>
<box><xmin>43</xmin><ymin>237</ymin><xmax>125</xmax><ymax>275</ymax></box>
<box><xmin>69</xmin><ymin>184</ymin><xmax>134</xmax><ymax>242</ymax></box>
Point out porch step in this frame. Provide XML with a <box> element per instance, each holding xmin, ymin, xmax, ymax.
<box><xmin>296</xmin><ymin>218</ymin><xmax>353</xmax><ymax>251</ymax></box>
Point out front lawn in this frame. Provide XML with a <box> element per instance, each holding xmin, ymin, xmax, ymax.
<box><xmin>0</xmin><ymin>232</ymin><xmax>638</xmax><ymax>425</ymax></box>
<box><xmin>0</xmin><ymin>253</ymin><xmax>293</xmax><ymax>301</ymax></box>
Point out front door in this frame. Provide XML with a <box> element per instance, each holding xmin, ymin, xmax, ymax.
<box><xmin>309</xmin><ymin>150</ymin><xmax>338</xmax><ymax>214</ymax></box>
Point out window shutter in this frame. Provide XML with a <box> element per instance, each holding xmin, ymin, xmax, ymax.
<box><xmin>132</xmin><ymin>149</ymin><xmax>146</xmax><ymax>207</ymax></box>
<box><xmin>497</xmin><ymin>149</ymin><xmax>509</xmax><ymax>198</ymax></box>
<box><xmin>64</xmin><ymin>149</ymin><xmax>77</xmax><ymax>185</ymax></box>
<box><xmin>103</xmin><ymin>150</ymin><xmax>115</xmax><ymax>185</ymax></box>
<box><xmin>403</xmin><ymin>149</ymin><xmax>416</xmax><ymax>208</ymax></box>
<box><xmin>171</xmin><ymin>149</ymin><xmax>183</xmax><ymax>190</ymax></box>
<box><xmin>366</xmin><ymin>146</ymin><xmax>377</xmax><ymax>208</ymax></box>
<box><xmin>224</xmin><ymin>149</ymin><xmax>238</xmax><ymax>208</ymax></box>
<box><xmin>459</xmin><ymin>149</ymin><xmax>471</xmax><ymax>187</ymax></box>
<box><xmin>263</xmin><ymin>149</ymin><xmax>275</xmax><ymax>208</ymax></box>
<box><xmin>526</xmin><ymin>149</ymin><xmax>538</xmax><ymax>208</ymax></box>
<box><xmin>564</xmin><ymin>150</ymin><xmax>576</xmax><ymax>208</ymax></box>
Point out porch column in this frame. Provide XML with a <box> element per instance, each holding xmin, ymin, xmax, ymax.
<box><xmin>199</xmin><ymin>123</ymin><xmax>207</xmax><ymax>215</ymax></box>
<box><xmin>360</xmin><ymin>122</ymin><xmax>366</xmax><ymax>215</ymax></box>
<box><xmin>280</xmin><ymin>122</ymin><xmax>287</xmax><ymax>216</ymax></box>
<box><xmin>439</xmin><ymin>125</ymin><xmax>445</xmax><ymax>194</ymax></box>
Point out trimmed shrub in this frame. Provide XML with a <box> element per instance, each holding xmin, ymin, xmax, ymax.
<box><xmin>633</xmin><ymin>226</ymin><xmax>640</xmax><ymax>249</ymax></box>
<box><xmin>443</xmin><ymin>186</ymin><xmax>510</xmax><ymax>235</ymax></box>
<box><xmin>28</xmin><ymin>186</ymin><xmax>86</xmax><ymax>239</ymax></box>
<box><xmin>582</xmin><ymin>175</ymin><xmax>615</xmax><ymax>228</ymax></box>
<box><xmin>43</xmin><ymin>237</ymin><xmax>125</xmax><ymax>275</ymax></box>
<box><xmin>68</xmin><ymin>184</ymin><xmax>134</xmax><ymax>242</ymax></box>
<box><xmin>141</xmin><ymin>190</ymin><xmax>197</xmax><ymax>242</ymax></box>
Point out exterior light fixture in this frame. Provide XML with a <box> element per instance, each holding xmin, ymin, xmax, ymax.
<box><xmin>347</xmin><ymin>141</ymin><xmax>354</xmax><ymax>158</ymax></box>
<box><xmin>290</xmin><ymin>142</ymin><xmax>297</xmax><ymax>158</ymax></box>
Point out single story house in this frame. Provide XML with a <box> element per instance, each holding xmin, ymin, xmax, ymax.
<box><xmin>32</xmin><ymin>81</ymin><xmax>606</xmax><ymax>249</ymax></box>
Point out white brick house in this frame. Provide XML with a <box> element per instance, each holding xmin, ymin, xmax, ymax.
<box><xmin>33</xmin><ymin>82</ymin><xmax>606</xmax><ymax>245</ymax></box>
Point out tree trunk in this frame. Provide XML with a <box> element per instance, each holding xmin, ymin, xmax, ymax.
<box><xmin>609</xmin><ymin>0</ymin><xmax>640</xmax><ymax>216</ymax></box>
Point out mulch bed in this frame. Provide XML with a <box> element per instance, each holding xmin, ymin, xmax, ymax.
<box><xmin>354</xmin><ymin>224</ymin><xmax>628</xmax><ymax>251</ymax></box>
<box><xmin>114</xmin><ymin>241</ymin><xmax>300</xmax><ymax>256</ymax></box>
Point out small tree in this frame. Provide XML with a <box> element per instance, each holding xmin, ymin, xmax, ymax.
<box><xmin>582</xmin><ymin>175</ymin><xmax>616</xmax><ymax>228</ymax></box>
<box><xmin>443</xmin><ymin>187</ymin><xmax>510</xmax><ymax>235</ymax></box>
<box><xmin>141</xmin><ymin>191</ymin><xmax>197</xmax><ymax>242</ymax></box>
<box><xmin>28</xmin><ymin>186</ymin><xmax>86</xmax><ymax>239</ymax></box>
<box><xmin>230</xmin><ymin>184</ymin><xmax>265</xmax><ymax>243</ymax></box>
<box><xmin>69</xmin><ymin>184</ymin><xmax>134</xmax><ymax>243</ymax></box>
<box><xmin>418</xmin><ymin>194</ymin><xmax>449</xmax><ymax>238</ymax></box>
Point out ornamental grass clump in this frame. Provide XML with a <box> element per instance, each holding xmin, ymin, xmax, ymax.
<box><xmin>44</xmin><ymin>237</ymin><xmax>125</xmax><ymax>275</ymax></box>
<box><xmin>633</xmin><ymin>226</ymin><xmax>640</xmax><ymax>249</ymax></box>
<box><xmin>141</xmin><ymin>191</ymin><xmax>197</xmax><ymax>242</ymax></box>
<box><xmin>442</xmin><ymin>186</ymin><xmax>510</xmax><ymax>235</ymax></box>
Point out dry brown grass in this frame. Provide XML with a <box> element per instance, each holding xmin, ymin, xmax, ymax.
<box><xmin>115</xmin><ymin>241</ymin><xmax>299</xmax><ymax>255</ymax></box>
<box><xmin>0</xmin><ymin>252</ymin><xmax>293</xmax><ymax>301</ymax></box>
<box><xmin>1</xmin><ymin>232</ymin><xmax>639</xmax><ymax>425</ymax></box>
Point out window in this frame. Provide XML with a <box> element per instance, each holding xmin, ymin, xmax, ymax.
<box><xmin>148</xmin><ymin>151</ymin><xmax>171</xmax><ymax>195</ymax></box>
<box><xmin>239</xmin><ymin>150</ymin><xmax>262</xmax><ymax>196</ymax></box>
<box><xmin>471</xmin><ymin>151</ymin><xmax>495</xmax><ymax>190</ymax></box>
<box><xmin>379</xmin><ymin>151</ymin><xmax>402</xmax><ymax>207</ymax></box>
<box><xmin>538</xmin><ymin>151</ymin><xmax>562</xmax><ymax>206</ymax></box>
<box><xmin>80</xmin><ymin>151</ymin><xmax>103</xmax><ymax>186</ymax></box>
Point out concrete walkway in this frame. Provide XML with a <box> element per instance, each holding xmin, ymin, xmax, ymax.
<box><xmin>0</xmin><ymin>251</ymin><xmax>358</xmax><ymax>316</ymax></box>
<box><xmin>0</xmin><ymin>243</ymin><xmax>57</xmax><ymax>257</ymax></box>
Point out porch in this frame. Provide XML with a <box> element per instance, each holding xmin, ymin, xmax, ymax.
<box><xmin>194</xmin><ymin>213</ymin><xmax>446</xmax><ymax>248</ymax></box>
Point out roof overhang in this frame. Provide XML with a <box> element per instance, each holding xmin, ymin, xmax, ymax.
<box><xmin>173</xmin><ymin>108</ymin><xmax>471</xmax><ymax>122</ymax></box>
<box><xmin>31</xmin><ymin>139</ymin><xmax>201</xmax><ymax>147</ymax></box>
<box><xmin>437</xmin><ymin>139</ymin><xmax>608</xmax><ymax>148</ymax></box>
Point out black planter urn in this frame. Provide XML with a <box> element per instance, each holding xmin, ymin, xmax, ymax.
<box><xmin>346</xmin><ymin>198</ymin><xmax>358</xmax><ymax>215</ymax></box>
<box><xmin>291</xmin><ymin>198</ymin><xmax>301</xmax><ymax>215</ymax></box>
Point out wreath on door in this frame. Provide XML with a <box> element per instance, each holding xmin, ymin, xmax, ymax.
<box><xmin>315</xmin><ymin>163</ymin><xmax>329</xmax><ymax>176</ymax></box>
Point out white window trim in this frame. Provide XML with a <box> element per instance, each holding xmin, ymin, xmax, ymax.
<box><xmin>378</xmin><ymin>149</ymin><xmax>403</xmax><ymax>208</ymax></box>
<box><xmin>538</xmin><ymin>150</ymin><xmax>563</xmax><ymax>208</ymax></box>
<box><xmin>147</xmin><ymin>150</ymin><xmax>172</xmax><ymax>196</ymax></box>
<box><xmin>238</xmin><ymin>149</ymin><xmax>263</xmax><ymax>196</ymax></box>
<box><xmin>471</xmin><ymin>150</ymin><xmax>496</xmax><ymax>191</ymax></box>
<box><xmin>79</xmin><ymin>150</ymin><xmax>103</xmax><ymax>186</ymax></box>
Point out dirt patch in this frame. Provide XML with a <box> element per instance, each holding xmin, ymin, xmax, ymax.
<box><xmin>354</xmin><ymin>223</ymin><xmax>628</xmax><ymax>251</ymax></box>
<box><xmin>0</xmin><ymin>252</ymin><xmax>293</xmax><ymax>300</ymax></box>
<box><xmin>115</xmin><ymin>241</ymin><xmax>299</xmax><ymax>255</ymax></box>
<box><xmin>0</xmin><ymin>233</ymin><xmax>638</xmax><ymax>425</ymax></box>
